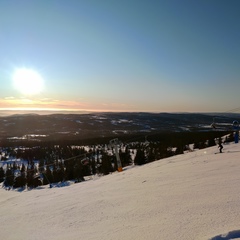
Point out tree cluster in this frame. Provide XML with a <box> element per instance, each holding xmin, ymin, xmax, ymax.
<box><xmin>0</xmin><ymin>131</ymin><xmax>231</xmax><ymax>189</ymax></box>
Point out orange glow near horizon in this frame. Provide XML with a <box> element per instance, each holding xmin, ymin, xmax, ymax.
<box><xmin>0</xmin><ymin>97</ymin><xmax>137</xmax><ymax>113</ymax></box>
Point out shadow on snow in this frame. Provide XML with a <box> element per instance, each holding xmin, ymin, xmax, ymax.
<box><xmin>210</xmin><ymin>230</ymin><xmax>240</xmax><ymax>240</ymax></box>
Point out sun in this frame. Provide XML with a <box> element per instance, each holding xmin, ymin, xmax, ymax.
<box><xmin>12</xmin><ymin>68</ymin><xmax>44</xmax><ymax>95</ymax></box>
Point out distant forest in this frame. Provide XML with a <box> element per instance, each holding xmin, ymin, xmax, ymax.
<box><xmin>0</xmin><ymin>131</ymin><xmax>233</xmax><ymax>189</ymax></box>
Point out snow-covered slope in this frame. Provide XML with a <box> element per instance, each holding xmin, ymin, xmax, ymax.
<box><xmin>1</xmin><ymin>143</ymin><xmax>240</xmax><ymax>240</ymax></box>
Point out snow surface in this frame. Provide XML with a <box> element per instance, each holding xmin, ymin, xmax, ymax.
<box><xmin>1</xmin><ymin>143</ymin><xmax>240</xmax><ymax>240</ymax></box>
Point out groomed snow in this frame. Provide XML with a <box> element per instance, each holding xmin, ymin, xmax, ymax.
<box><xmin>1</xmin><ymin>142</ymin><xmax>240</xmax><ymax>240</ymax></box>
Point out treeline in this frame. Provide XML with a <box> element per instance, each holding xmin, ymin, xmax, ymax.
<box><xmin>0</xmin><ymin>131</ymin><xmax>233</xmax><ymax>189</ymax></box>
<box><xmin>0</xmin><ymin>144</ymin><xmax>134</xmax><ymax>189</ymax></box>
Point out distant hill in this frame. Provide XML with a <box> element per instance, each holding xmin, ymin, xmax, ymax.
<box><xmin>0</xmin><ymin>112</ymin><xmax>239</xmax><ymax>142</ymax></box>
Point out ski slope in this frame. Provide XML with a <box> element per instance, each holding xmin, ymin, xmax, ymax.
<box><xmin>1</xmin><ymin>142</ymin><xmax>240</xmax><ymax>240</ymax></box>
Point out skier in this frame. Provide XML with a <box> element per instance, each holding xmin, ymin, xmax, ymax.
<box><xmin>218</xmin><ymin>142</ymin><xmax>223</xmax><ymax>153</ymax></box>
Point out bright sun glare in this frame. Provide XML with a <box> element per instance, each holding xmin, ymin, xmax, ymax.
<box><xmin>13</xmin><ymin>68</ymin><xmax>44</xmax><ymax>95</ymax></box>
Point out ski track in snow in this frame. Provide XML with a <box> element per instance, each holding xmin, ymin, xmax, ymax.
<box><xmin>1</xmin><ymin>143</ymin><xmax>240</xmax><ymax>240</ymax></box>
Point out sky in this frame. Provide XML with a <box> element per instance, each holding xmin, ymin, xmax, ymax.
<box><xmin>1</xmin><ymin>0</ymin><xmax>240</xmax><ymax>113</ymax></box>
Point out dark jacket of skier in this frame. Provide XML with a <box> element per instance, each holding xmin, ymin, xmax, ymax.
<box><xmin>218</xmin><ymin>143</ymin><xmax>223</xmax><ymax>153</ymax></box>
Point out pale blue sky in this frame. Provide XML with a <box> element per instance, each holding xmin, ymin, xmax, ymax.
<box><xmin>1</xmin><ymin>0</ymin><xmax>240</xmax><ymax>112</ymax></box>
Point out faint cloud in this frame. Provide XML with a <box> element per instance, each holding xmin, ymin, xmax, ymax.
<box><xmin>4</xmin><ymin>96</ymin><xmax>15</xmax><ymax>100</ymax></box>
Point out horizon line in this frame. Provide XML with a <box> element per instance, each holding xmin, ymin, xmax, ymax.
<box><xmin>0</xmin><ymin>108</ymin><xmax>237</xmax><ymax>116</ymax></box>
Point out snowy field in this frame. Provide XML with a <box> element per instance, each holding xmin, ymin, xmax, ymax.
<box><xmin>1</xmin><ymin>142</ymin><xmax>240</xmax><ymax>240</ymax></box>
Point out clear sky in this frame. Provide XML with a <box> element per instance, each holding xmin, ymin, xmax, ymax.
<box><xmin>1</xmin><ymin>0</ymin><xmax>240</xmax><ymax>113</ymax></box>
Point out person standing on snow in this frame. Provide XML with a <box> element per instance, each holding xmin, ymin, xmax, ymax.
<box><xmin>218</xmin><ymin>142</ymin><xmax>223</xmax><ymax>153</ymax></box>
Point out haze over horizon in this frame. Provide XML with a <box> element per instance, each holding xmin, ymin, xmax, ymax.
<box><xmin>1</xmin><ymin>0</ymin><xmax>240</xmax><ymax>113</ymax></box>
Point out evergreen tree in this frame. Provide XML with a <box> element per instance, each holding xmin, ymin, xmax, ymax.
<box><xmin>119</xmin><ymin>146</ymin><xmax>132</xmax><ymax>167</ymax></box>
<box><xmin>0</xmin><ymin>167</ymin><xmax>5</xmax><ymax>183</ymax></box>
<box><xmin>208</xmin><ymin>138</ymin><xmax>216</xmax><ymax>147</ymax></box>
<box><xmin>101</xmin><ymin>152</ymin><xmax>113</xmax><ymax>175</ymax></box>
<box><xmin>73</xmin><ymin>159</ymin><xmax>85</xmax><ymax>182</ymax></box>
<box><xmin>14</xmin><ymin>175</ymin><xmax>26</xmax><ymax>188</ymax></box>
<box><xmin>52</xmin><ymin>164</ymin><xmax>58</xmax><ymax>183</ymax></box>
<box><xmin>53</xmin><ymin>161</ymin><xmax>65</xmax><ymax>182</ymax></box>
<box><xmin>26</xmin><ymin>164</ymin><xmax>35</xmax><ymax>188</ymax></box>
<box><xmin>43</xmin><ymin>166</ymin><xmax>53</xmax><ymax>185</ymax></box>
<box><xmin>146</xmin><ymin>146</ymin><xmax>155</xmax><ymax>163</ymax></box>
<box><xmin>193</xmin><ymin>141</ymin><xmax>200</xmax><ymax>149</ymax></box>
<box><xmin>12</xmin><ymin>161</ymin><xmax>18</xmax><ymax>171</ymax></box>
<box><xmin>153</xmin><ymin>147</ymin><xmax>161</xmax><ymax>160</ymax></box>
<box><xmin>38</xmin><ymin>159</ymin><xmax>45</xmax><ymax>173</ymax></box>
<box><xmin>32</xmin><ymin>176</ymin><xmax>42</xmax><ymax>188</ymax></box>
<box><xmin>134</xmin><ymin>148</ymin><xmax>146</xmax><ymax>165</ymax></box>
<box><xmin>65</xmin><ymin>159</ymin><xmax>75</xmax><ymax>181</ymax></box>
<box><xmin>175</xmin><ymin>145</ymin><xmax>184</xmax><ymax>155</ymax></box>
<box><xmin>111</xmin><ymin>155</ymin><xmax>118</xmax><ymax>172</ymax></box>
<box><xmin>90</xmin><ymin>153</ymin><xmax>96</xmax><ymax>175</ymax></box>
<box><xmin>4</xmin><ymin>168</ymin><xmax>14</xmax><ymax>187</ymax></box>
<box><xmin>13</xmin><ymin>164</ymin><xmax>26</xmax><ymax>188</ymax></box>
